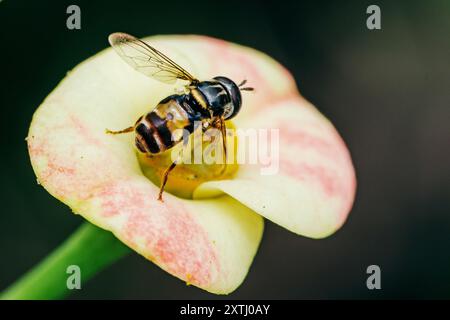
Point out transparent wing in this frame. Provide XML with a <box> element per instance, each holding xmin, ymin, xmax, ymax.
<box><xmin>108</xmin><ymin>32</ymin><xmax>198</xmax><ymax>84</ymax></box>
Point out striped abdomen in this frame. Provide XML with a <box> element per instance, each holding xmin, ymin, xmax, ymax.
<box><xmin>134</xmin><ymin>94</ymin><xmax>200</xmax><ymax>154</ymax></box>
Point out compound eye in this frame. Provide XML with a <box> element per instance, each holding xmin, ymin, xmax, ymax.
<box><xmin>213</xmin><ymin>76</ymin><xmax>242</xmax><ymax>120</ymax></box>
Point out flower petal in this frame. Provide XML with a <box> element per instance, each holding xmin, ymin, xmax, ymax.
<box><xmin>27</xmin><ymin>35</ymin><xmax>265</xmax><ymax>294</ymax></box>
<box><xmin>195</xmin><ymin>97</ymin><xmax>356</xmax><ymax>238</ymax></box>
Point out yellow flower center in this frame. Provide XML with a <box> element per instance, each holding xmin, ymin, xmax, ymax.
<box><xmin>137</xmin><ymin>122</ymin><xmax>239</xmax><ymax>199</ymax></box>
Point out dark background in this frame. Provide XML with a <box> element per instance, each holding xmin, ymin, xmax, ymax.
<box><xmin>1</xmin><ymin>0</ymin><xmax>450</xmax><ymax>299</ymax></box>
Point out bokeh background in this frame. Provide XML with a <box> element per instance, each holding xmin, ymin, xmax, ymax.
<box><xmin>1</xmin><ymin>0</ymin><xmax>449</xmax><ymax>299</ymax></box>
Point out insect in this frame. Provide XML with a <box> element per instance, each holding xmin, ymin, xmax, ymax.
<box><xmin>106</xmin><ymin>32</ymin><xmax>253</xmax><ymax>201</ymax></box>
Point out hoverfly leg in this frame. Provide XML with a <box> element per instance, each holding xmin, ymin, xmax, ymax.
<box><xmin>158</xmin><ymin>160</ymin><xmax>178</xmax><ymax>202</ymax></box>
<box><xmin>219</xmin><ymin>117</ymin><xmax>228</xmax><ymax>175</ymax></box>
<box><xmin>158</xmin><ymin>137</ymin><xmax>188</xmax><ymax>201</ymax></box>
<box><xmin>209</xmin><ymin>117</ymin><xmax>227</xmax><ymax>176</ymax></box>
<box><xmin>105</xmin><ymin>126</ymin><xmax>134</xmax><ymax>134</ymax></box>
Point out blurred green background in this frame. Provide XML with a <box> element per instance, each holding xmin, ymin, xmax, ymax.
<box><xmin>1</xmin><ymin>0</ymin><xmax>450</xmax><ymax>299</ymax></box>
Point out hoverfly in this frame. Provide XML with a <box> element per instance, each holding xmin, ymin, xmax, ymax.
<box><xmin>106</xmin><ymin>32</ymin><xmax>253</xmax><ymax>201</ymax></box>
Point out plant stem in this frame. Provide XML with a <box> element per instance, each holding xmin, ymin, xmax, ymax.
<box><xmin>0</xmin><ymin>222</ymin><xmax>130</xmax><ymax>300</ymax></box>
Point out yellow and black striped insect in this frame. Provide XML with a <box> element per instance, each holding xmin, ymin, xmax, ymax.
<box><xmin>106</xmin><ymin>32</ymin><xmax>253</xmax><ymax>201</ymax></box>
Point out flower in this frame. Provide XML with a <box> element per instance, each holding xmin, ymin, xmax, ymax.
<box><xmin>27</xmin><ymin>35</ymin><xmax>356</xmax><ymax>294</ymax></box>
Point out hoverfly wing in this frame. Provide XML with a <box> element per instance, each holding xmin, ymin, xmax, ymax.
<box><xmin>108</xmin><ymin>32</ymin><xmax>198</xmax><ymax>85</ymax></box>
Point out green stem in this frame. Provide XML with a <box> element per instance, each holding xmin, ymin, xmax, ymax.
<box><xmin>0</xmin><ymin>222</ymin><xmax>130</xmax><ymax>300</ymax></box>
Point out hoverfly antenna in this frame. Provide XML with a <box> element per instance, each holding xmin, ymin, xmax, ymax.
<box><xmin>238</xmin><ymin>79</ymin><xmax>247</xmax><ymax>87</ymax></box>
<box><xmin>238</xmin><ymin>79</ymin><xmax>254</xmax><ymax>91</ymax></box>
